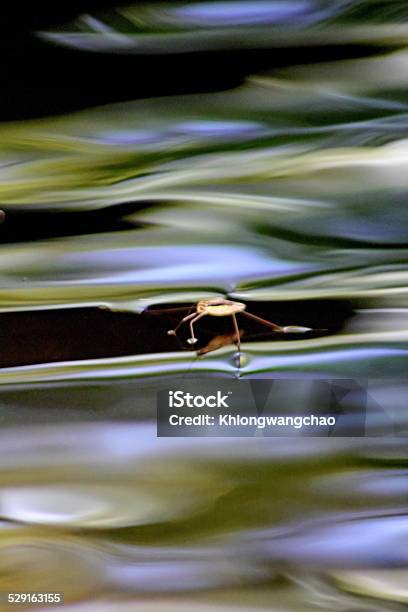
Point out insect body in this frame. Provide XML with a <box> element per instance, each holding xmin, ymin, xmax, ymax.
<box><xmin>167</xmin><ymin>298</ymin><xmax>315</xmax><ymax>352</ymax></box>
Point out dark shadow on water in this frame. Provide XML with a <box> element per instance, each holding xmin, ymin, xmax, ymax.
<box><xmin>0</xmin><ymin>204</ymin><xmax>153</xmax><ymax>243</ymax></box>
<box><xmin>0</xmin><ymin>299</ymin><xmax>354</xmax><ymax>368</ymax></box>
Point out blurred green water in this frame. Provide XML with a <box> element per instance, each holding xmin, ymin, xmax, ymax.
<box><xmin>1</xmin><ymin>2</ymin><xmax>408</xmax><ymax>610</ymax></box>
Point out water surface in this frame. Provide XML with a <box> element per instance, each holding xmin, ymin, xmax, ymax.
<box><xmin>1</xmin><ymin>2</ymin><xmax>408</xmax><ymax>609</ymax></box>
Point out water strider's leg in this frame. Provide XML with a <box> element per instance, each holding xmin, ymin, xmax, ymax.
<box><xmin>231</xmin><ymin>313</ymin><xmax>241</xmax><ymax>352</ymax></box>
<box><xmin>240</xmin><ymin>310</ymin><xmax>283</xmax><ymax>331</ymax></box>
<box><xmin>242</xmin><ymin>311</ymin><xmax>326</xmax><ymax>334</ymax></box>
<box><xmin>167</xmin><ymin>311</ymin><xmax>196</xmax><ymax>336</ymax></box>
<box><xmin>188</xmin><ymin>312</ymin><xmax>207</xmax><ymax>345</ymax></box>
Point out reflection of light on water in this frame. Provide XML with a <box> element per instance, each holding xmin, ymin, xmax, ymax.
<box><xmin>245</xmin><ymin>513</ymin><xmax>408</xmax><ymax>567</ymax></box>
<box><xmin>39</xmin><ymin>1</ymin><xmax>408</xmax><ymax>52</ymax></box>
<box><xmin>172</xmin><ymin>1</ymin><xmax>312</xmax><ymax>26</ymax></box>
<box><xmin>0</xmin><ymin>482</ymin><xmax>218</xmax><ymax>528</ymax></box>
<box><xmin>332</xmin><ymin>569</ymin><xmax>408</xmax><ymax>605</ymax></box>
<box><xmin>0</xmin><ymin>421</ymin><xmax>407</xmax><ymax>604</ymax></box>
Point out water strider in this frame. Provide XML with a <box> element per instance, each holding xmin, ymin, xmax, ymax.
<box><xmin>167</xmin><ymin>298</ymin><xmax>324</xmax><ymax>353</ymax></box>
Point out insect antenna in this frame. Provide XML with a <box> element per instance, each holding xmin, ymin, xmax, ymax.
<box><xmin>144</xmin><ymin>305</ymin><xmax>194</xmax><ymax>316</ymax></box>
